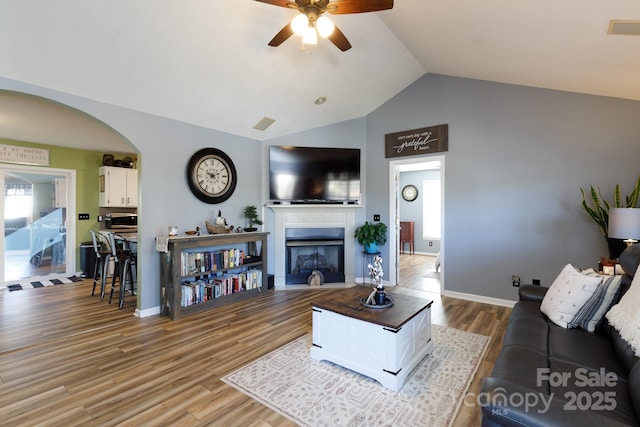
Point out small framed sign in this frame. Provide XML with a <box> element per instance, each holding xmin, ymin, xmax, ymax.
<box><xmin>385</xmin><ymin>124</ymin><xmax>448</xmax><ymax>159</ymax></box>
<box><xmin>0</xmin><ymin>144</ymin><xmax>50</xmax><ymax>166</ymax></box>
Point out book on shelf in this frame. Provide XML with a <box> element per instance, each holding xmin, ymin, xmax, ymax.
<box><xmin>180</xmin><ymin>248</ymin><xmax>247</xmax><ymax>276</ymax></box>
<box><xmin>180</xmin><ymin>269</ymin><xmax>263</xmax><ymax>307</ymax></box>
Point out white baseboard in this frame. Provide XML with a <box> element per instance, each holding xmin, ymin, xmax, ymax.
<box><xmin>135</xmin><ymin>305</ymin><xmax>161</xmax><ymax>318</ymax></box>
<box><xmin>443</xmin><ymin>290</ymin><xmax>516</xmax><ymax>308</ymax></box>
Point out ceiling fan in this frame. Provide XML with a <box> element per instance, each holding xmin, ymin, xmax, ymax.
<box><xmin>256</xmin><ymin>0</ymin><xmax>394</xmax><ymax>51</ymax></box>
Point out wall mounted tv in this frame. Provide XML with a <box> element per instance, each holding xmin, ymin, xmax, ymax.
<box><xmin>269</xmin><ymin>146</ymin><xmax>361</xmax><ymax>204</ymax></box>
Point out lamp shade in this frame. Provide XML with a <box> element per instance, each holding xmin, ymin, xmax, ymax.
<box><xmin>316</xmin><ymin>16</ymin><xmax>334</xmax><ymax>38</ymax></box>
<box><xmin>291</xmin><ymin>14</ymin><xmax>309</xmax><ymax>35</ymax></box>
<box><xmin>302</xmin><ymin>25</ymin><xmax>318</xmax><ymax>45</ymax></box>
<box><xmin>608</xmin><ymin>208</ymin><xmax>640</xmax><ymax>240</ymax></box>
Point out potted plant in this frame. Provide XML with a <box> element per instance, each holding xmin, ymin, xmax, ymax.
<box><xmin>243</xmin><ymin>205</ymin><xmax>263</xmax><ymax>232</ymax></box>
<box><xmin>581</xmin><ymin>174</ymin><xmax>640</xmax><ymax>258</ymax></box>
<box><xmin>355</xmin><ymin>221</ymin><xmax>388</xmax><ymax>253</ymax></box>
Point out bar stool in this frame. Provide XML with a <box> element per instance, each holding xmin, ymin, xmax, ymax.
<box><xmin>108</xmin><ymin>233</ymin><xmax>137</xmax><ymax>309</ymax></box>
<box><xmin>90</xmin><ymin>230</ymin><xmax>113</xmax><ymax>300</ymax></box>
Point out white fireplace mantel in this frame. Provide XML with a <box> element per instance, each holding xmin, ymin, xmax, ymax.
<box><xmin>268</xmin><ymin>204</ymin><xmax>362</xmax><ymax>288</ymax></box>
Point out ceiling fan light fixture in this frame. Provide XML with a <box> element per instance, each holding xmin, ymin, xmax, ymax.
<box><xmin>316</xmin><ymin>16</ymin><xmax>334</xmax><ymax>38</ymax></box>
<box><xmin>291</xmin><ymin>14</ymin><xmax>309</xmax><ymax>35</ymax></box>
<box><xmin>302</xmin><ymin>24</ymin><xmax>318</xmax><ymax>45</ymax></box>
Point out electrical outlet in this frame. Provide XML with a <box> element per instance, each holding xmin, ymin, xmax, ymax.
<box><xmin>429</xmin><ymin>241</ymin><xmax>433</xmax><ymax>247</ymax></box>
<box><xmin>373</xmin><ymin>214</ymin><xmax>380</xmax><ymax>222</ymax></box>
<box><xmin>512</xmin><ymin>275</ymin><xmax>520</xmax><ymax>287</ymax></box>
<box><xmin>78</xmin><ymin>213</ymin><xmax>90</xmax><ymax>220</ymax></box>
<box><xmin>97</xmin><ymin>215</ymin><xmax>103</xmax><ymax>222</ymax></box>
<box><xmin>532</xmin><ymin>279</ymin><xmax>541</xmax><ymax>286</ymax></box>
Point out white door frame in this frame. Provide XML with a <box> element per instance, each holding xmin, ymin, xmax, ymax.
<box><xmin>388</xmin><ymin>155</ymin><xmax>445</xmax><ymax>292</ymax></box>
<box><xmin>1</xmin><ymin>164</ymin><xmax>77</xmax><ymax>284</ymax></box>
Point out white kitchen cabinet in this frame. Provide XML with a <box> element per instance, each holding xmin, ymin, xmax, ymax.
<box><xmin>99</xmin><ymin>166</ymin><xmax>138</xmax><ymax>207</ymax></box>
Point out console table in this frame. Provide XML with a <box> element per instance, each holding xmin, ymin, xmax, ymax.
<box><xmin>310</xmin><ymin>287</ymin><xmax>433</xmax><ymax>391</ymax></box>
<box><xmin>400</xmin><ymin>221</ymin><xmax>415</xmax><ymax>255</ymax></box>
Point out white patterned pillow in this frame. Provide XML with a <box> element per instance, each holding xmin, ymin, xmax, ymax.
<box><xmin>540</xmin><ymin>263</ymin><xmax>603</xmax><ymax>328</ymax></box>
<box><xmin>606</xmin><ymin>264</ymin><xmax>640</xmax><ymax>357</ymax></box>
<box><xmin>569</xmin><ymin>269</ymin><xmax>622</xmax><ymax>332</ymax></box>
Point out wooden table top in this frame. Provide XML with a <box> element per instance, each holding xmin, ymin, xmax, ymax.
<box><xmin>311</xmin><ymin>286</ymin><xmax>432</xmax><ymax>330</ymax></box>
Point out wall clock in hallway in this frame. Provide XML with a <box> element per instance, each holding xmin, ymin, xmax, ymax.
<box><xmin>402</xmin><ymin>184</ymin><xmax>418</xmax><ymax>202</ymax></box>
<box><xmin>187</xmin><ymin>148</ymin><xmax>237</xmax><ymax>204</ymax></box>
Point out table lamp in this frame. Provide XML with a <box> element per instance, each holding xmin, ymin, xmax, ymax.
<box><xmin>608</xmin><ymin>208</ymin><xmax>640</xmax><ymax>247</ymax></box>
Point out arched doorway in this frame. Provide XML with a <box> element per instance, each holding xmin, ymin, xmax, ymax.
<box><xmin>0</xmin><ymin>91</ymin><xmax>138</xmax><ymax>287</ymax></box>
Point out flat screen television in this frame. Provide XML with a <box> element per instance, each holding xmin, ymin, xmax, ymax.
<box><xmin>269</xmin><ymin>146</ymin><xmax>361</xmax><ymax>203</ymax></box>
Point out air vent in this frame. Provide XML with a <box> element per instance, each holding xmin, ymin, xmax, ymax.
<box><xmin>253</xmin><ymin>117</ymin><xmax>276</xmax><ymax>131</ymax></box>
<box><xmin>608</xmin><ymin>20</ymin><xmax>640</xmax><ymax>36</ymax></box>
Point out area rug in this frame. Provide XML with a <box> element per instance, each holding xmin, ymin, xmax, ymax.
<box><xmin>222</xmin><ymin>324</ymin><xmax>490</xmax><ymax>427</ymax></box>
<box><xmin>6</xmin><ymin>275</ymin><xmax>83</xmax><ymax>291</ymax></box>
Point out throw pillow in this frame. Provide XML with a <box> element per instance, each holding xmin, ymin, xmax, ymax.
<box><xmin>569</xmin><ymin>269</ymin><xmax>622</xmax><ymax>332</ymax></box>
<box><xmin>540</xmin><ymin>263</ymin><xmax>603</xmax><ymax>328</ymax></box>
<box><xmin>606</xmin><ymin>263</ymin><xmax>640</xmax><ymax>357</ymax></box>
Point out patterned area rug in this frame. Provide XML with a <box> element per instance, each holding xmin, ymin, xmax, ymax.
<box><xmin>6</xmin><ymin>275</ymin><xmax>83</xmax><ymax>291</ymax></box>
<box><xmin>223</xmin><ymin>324</ymin><xmax>490</xmax><ymax>427</ymax></box>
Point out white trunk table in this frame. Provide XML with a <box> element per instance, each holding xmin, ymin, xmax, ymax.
<box><xmin>310</xmin><ymin>287</ymin><xmax>433</xmax><ymax>392</ymax></box>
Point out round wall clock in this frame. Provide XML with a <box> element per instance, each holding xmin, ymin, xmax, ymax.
<box><xmin>402</xmin><ymin>184</ymin><xmax>418</xmax><ymax>202</ymax></box>
<box><xmin>187</xmin><ymin>148</ymin><xmax>237</xmax><ymax>204</ymax></box>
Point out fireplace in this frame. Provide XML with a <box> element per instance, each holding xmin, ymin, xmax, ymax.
<box><xmin>269</xmin><ymin>205</ymin><xmax>358</xmax><ymax>288</ymax></box>
<box><xmin>285</xmin><ymin>228</ymin><xmax>345</xmax><ymax>284</ymax></box>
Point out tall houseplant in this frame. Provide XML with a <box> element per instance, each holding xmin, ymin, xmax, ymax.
<box><xmin>355</xmin><ymin>221</ymin><xmax>388</xmax><ymax>253</ymax></box>
<box><xmin>581</xmin><ymin>174</ymin><xmax>640</xmax><ymax>257</ymax></box>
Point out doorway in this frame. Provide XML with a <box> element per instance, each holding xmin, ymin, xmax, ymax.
<box><xmin>1</xmin><ymin>165</ymin><xmax>76</xmax><ymax>284</ymax></box>
<box><xmin>388</xmin><ymin>156</ymin><xmax>444</xmax><ymax>294</ymax></box>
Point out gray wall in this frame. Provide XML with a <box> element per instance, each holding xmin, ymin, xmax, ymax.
<box><xmin>0</xmin><ymin>77</ymin><xmax>262</xmax><ymax>312</ymax></box>
<box><xmin>399</xmin><ymin>169</ymin><xmax>440</xmax><ymax>254</ymax></box>
<box><xmin>366</xmin><ymin>74</ymin><xmax>640</xmax><ymax>300</ymax></box>
<box><xmin>4</xmin><ymin>72</ymin><xmax>640</xmax><ymax>306</ymax></box>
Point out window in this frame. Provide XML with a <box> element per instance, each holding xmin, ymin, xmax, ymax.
<box><xmin>422</xmin><ymin>179</ymin><xmax>441</xmax><ymax>239</ymax></box>
<box><xmin>4</xmin><ymin>183</ymin><xmax>33</xmax><ymax>219</ymax></box>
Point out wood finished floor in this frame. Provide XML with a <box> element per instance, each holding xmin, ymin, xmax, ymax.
<box><xmin>0</xmin><ymin>257</ymin><xmax>511</xmax><ymax>426</ymax></box>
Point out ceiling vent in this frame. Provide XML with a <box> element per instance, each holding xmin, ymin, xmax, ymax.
<box><xmin>608</xmin><ymin>20</ymin><xmax>640</xmax><ymax>35</ymax></box>
<box><xmin>253</xmin><ymin>117</ymin><xmax>276</xmax><ymax>131</ymax></box>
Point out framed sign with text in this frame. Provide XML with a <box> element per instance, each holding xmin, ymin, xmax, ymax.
<box><xmin>384</xmin><ymin>124</ymin><xmax>448</xmax><ymax>159</ymax></box>
<box><xmin>0</xmin><ymin>144</ymin><xmax>50</xmax><ymax>166</ymax></box>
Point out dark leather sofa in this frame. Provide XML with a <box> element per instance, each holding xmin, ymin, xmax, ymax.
<box><xmin>480</xmin><ymin>245</ymin><xmax>640</xmax><ymax>426</ymax></box>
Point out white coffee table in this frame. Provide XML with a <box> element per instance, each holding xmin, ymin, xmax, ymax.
<box><xmin>310</xmin><ymin>287</ymin><xmax>433</xmax><ymax>392</ymax></box>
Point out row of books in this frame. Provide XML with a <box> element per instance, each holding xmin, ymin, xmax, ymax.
<box><xmin>181</xmin><ymin>269</ymin><xmax>263</xmax><ymax>307</ymax></box>
<box><xmin>180</xmin><ymin>248</ymin><xmax>248</xmax><ymax>276</ymax></box>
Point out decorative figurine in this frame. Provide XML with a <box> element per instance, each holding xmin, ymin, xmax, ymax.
<box><xmin>215</xmin><ymin>210</ymin><xmax>227</xmax><ymax>226</ymax></box>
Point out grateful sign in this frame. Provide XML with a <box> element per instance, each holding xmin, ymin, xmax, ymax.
<box><xmin>384</xmin><ymin>124</ymin><xmax>448</xmax><ymax>159</ymax></box>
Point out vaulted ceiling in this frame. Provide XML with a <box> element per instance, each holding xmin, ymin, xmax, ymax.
<box><xmin>1</xmin><ymin>0</ymin><xmax>639</xmax><ymax>151</ymax></box>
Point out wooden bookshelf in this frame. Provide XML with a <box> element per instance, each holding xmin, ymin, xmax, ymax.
<box><xmin>159</xmin><ymin>232</ymin><xmax>269</xmax><ymax>320</ymax></box>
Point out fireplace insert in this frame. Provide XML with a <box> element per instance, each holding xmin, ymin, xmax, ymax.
<box><xmin>285</xmin><ymin>228</ymin><xmax>345</xmax><ymax>285</ymax></box>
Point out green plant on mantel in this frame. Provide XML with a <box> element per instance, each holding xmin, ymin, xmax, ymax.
<box><xmin>580</xmin><ymin>174</ymin><xmax>640</xmax><ymax>237</ymax></box>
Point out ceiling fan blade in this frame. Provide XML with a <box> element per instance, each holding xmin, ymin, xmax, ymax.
<box><xmin>268</xmin><ymin>22</ymin><xmax>295</xmax><ymax>47</ymax></box>
<box><xmin>327</xmin><ymin>25</ymin><xmax>352</xmax><ymax>51</ymax></box>
<box><xmin>327</xmin><ymin>0</ymin><xmax>393</xmax><ymax>14</ymax></box>
<box><xmin>254</xmin><ymin>0</ymin><xmax>295</xmax><ymax>8</ymax></box>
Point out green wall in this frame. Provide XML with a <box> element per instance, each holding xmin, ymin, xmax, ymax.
<box><xmin>1</xmin><ymin>138</ymin><xmax>121</xmax><ymax>269</ymax></box>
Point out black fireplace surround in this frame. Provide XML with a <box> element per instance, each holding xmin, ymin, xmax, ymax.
<box><xmin>285</xmin><ymin>227</ymin><xmax>345</xmax><ymax>285</ymax></box>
